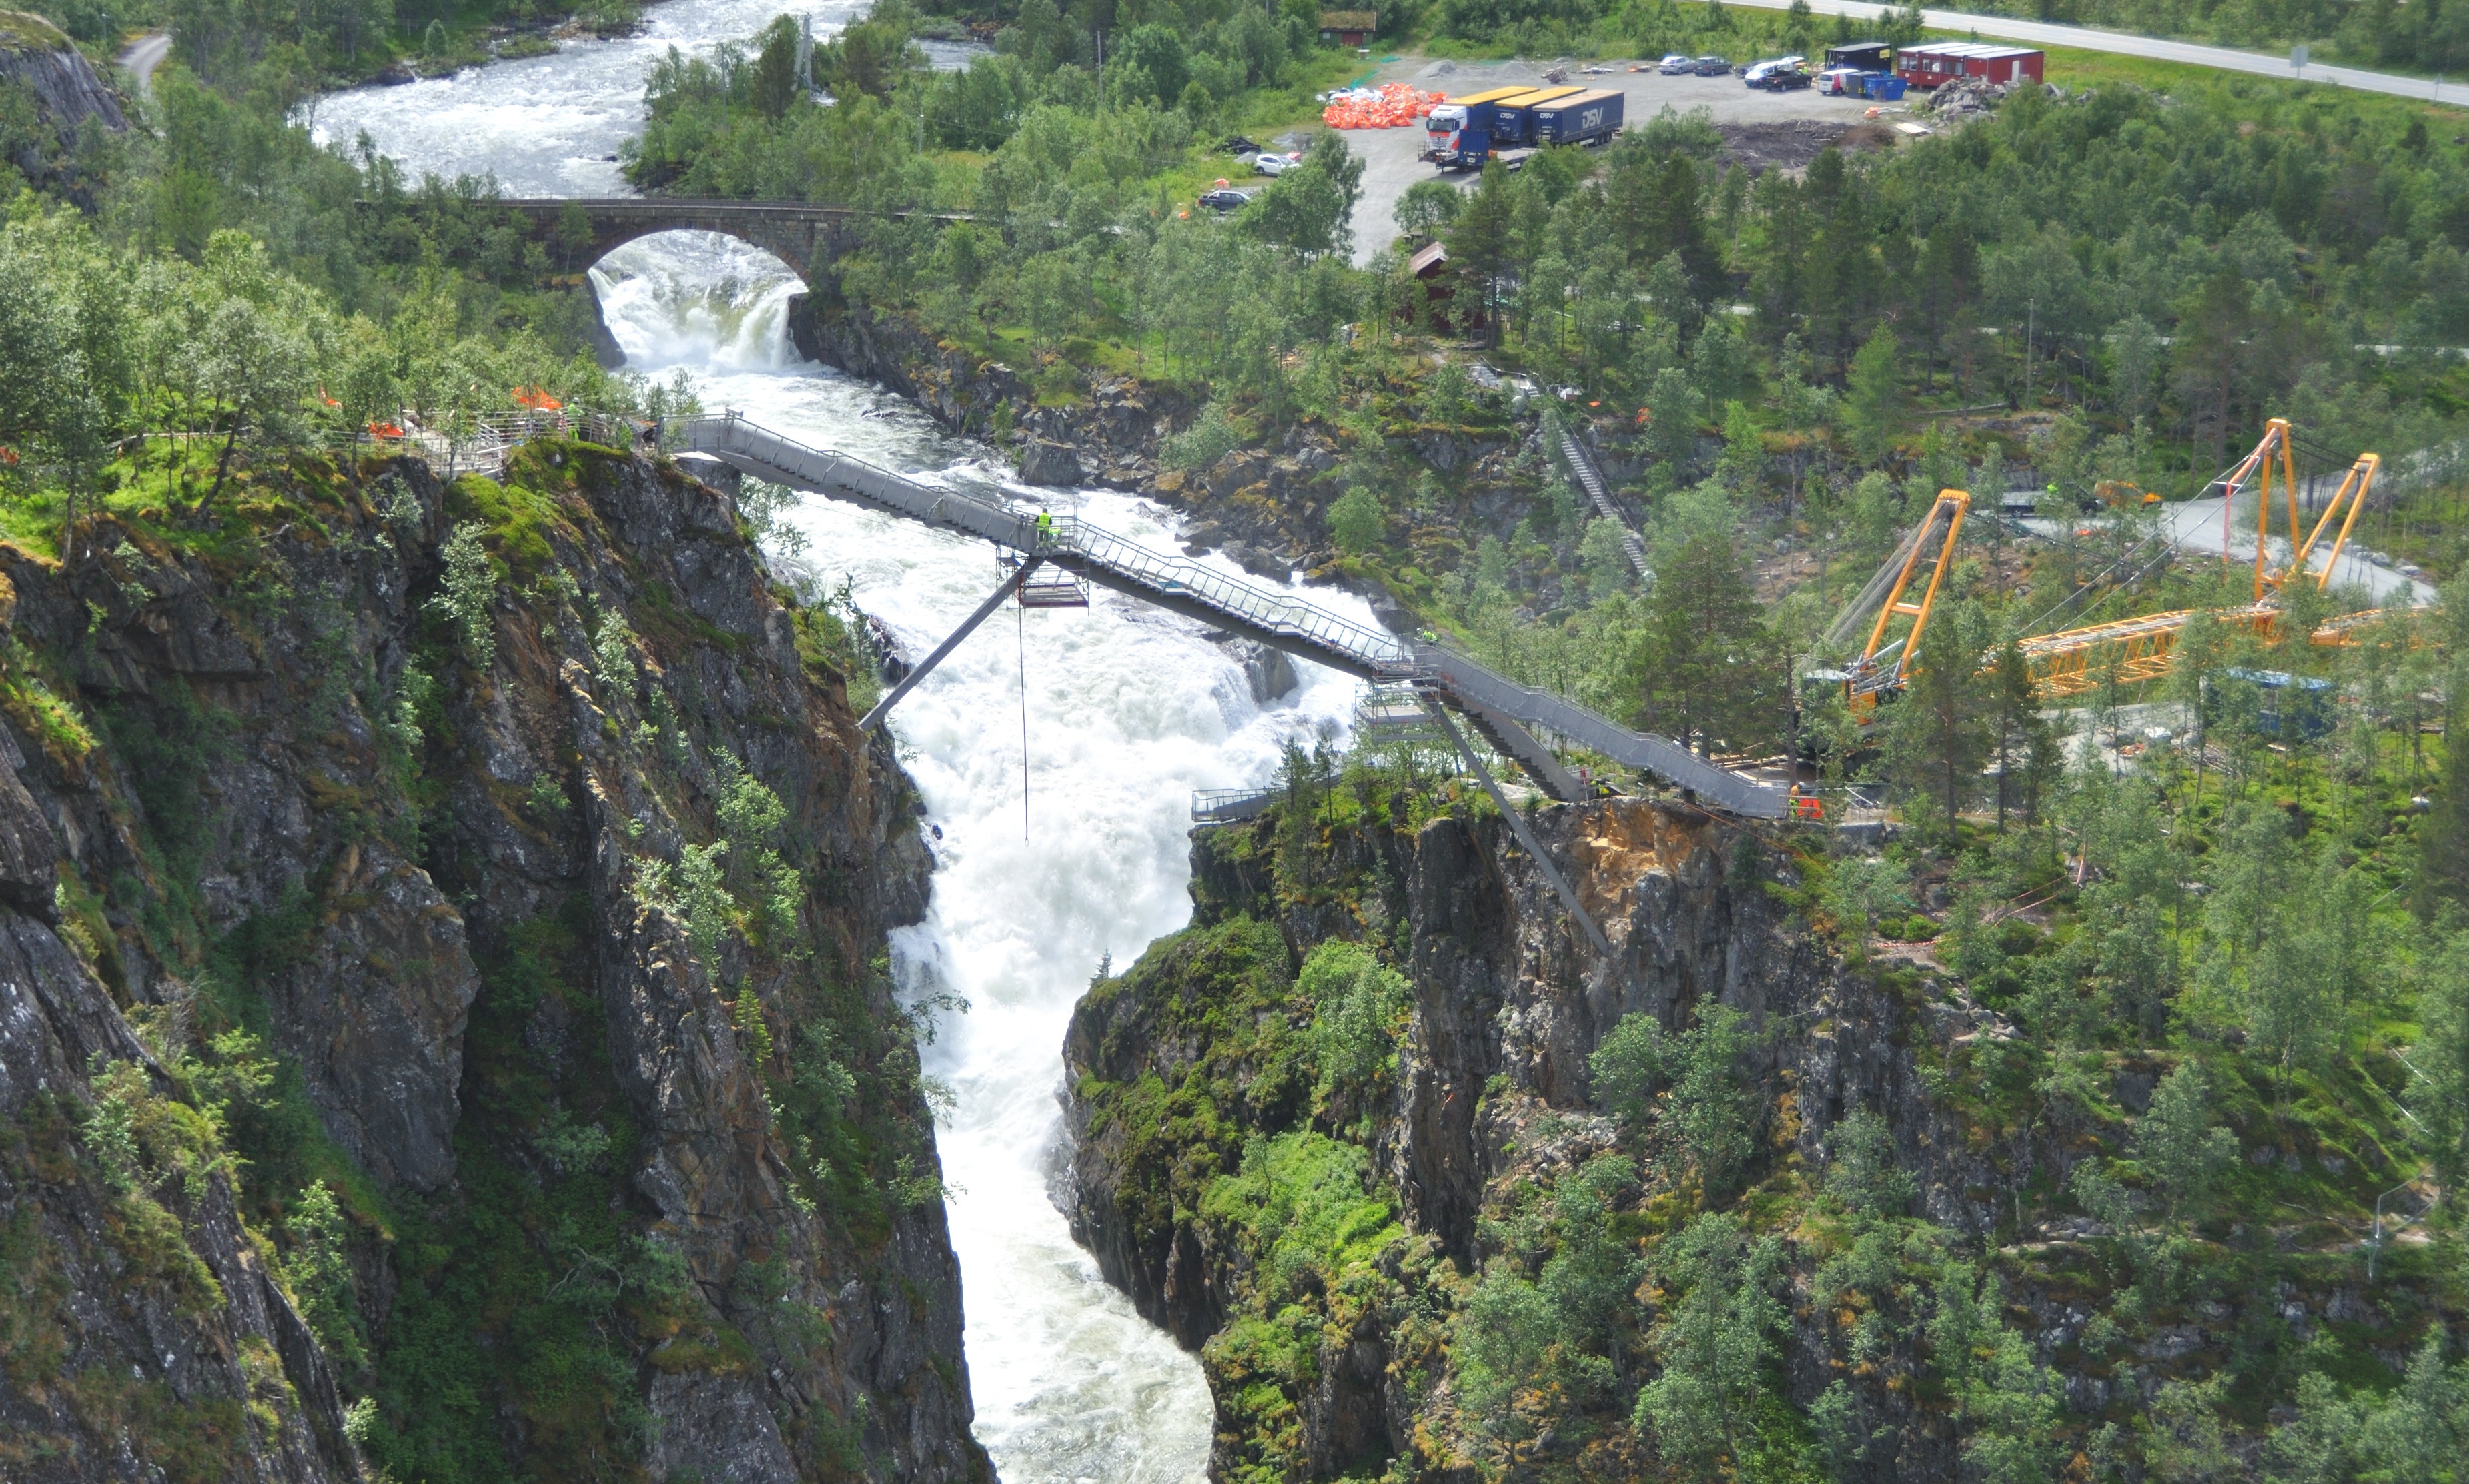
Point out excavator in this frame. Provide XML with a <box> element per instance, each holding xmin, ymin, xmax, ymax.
<box><xmin>1828</xmin><ymin>419</ymin><xmax>2388</xmax><ymax>713</ymax></box>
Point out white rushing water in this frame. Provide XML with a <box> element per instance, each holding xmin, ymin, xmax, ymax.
<box><xmin>596</xmin><ymin>229</ymin><xmax>1373</xmax><ymax>1482</ymax></box>
<box><xmin>306</xmin><ymin>0</ymin><xmax>981</xmax><ymax>196</ymax></box>
<box><xmin>316</xmin><ymin>6</ymin><xmax>1378</xmax><ymax>1463</ymax></box>
<box><xmin>320</xmin><ymin>0</ymin><xmax>1374</xmax><ymax>1446</ymax></box>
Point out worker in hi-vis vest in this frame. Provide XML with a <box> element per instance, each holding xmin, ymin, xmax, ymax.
<box><xmin>1035</xmin><ymin>510</ymin><xmax>1054</xmax><ymax>546</ymax></box>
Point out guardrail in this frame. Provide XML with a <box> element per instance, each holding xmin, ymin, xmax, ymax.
<box><xmin>1191</xmin><ymin>787</ymin><xmax>1278</xmax><ymax>824</ymax></box>
<box><xmin>1414</xmin><ymin>649</ymin><xmax>1786</xmax><ymax>816</ymax></box>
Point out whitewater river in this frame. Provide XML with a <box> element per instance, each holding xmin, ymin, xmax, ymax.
<box><xmin>316</xmin><ymin>11</ymin><xmax>1372</xmax><ymax>1481</ymax></box>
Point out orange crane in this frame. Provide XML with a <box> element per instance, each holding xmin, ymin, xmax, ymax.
<box><xmin>1831</xmin><ymin>489</ymin><xmax>1968</xmax><ymax>718</ymax></box>
<box><xmin>1825</xmin><ymin>425</ymin><xmax>2387</xmax><ymax>710</ymax></box>
<box><xmin>2209</xmin><ymin>418</ymin><xmax>2381</xmax><ymax>601</ymax></box>
<box><xmin>2015</xmin><ymin>426</ymin><xmax>2383</xmax><ymax>696</ymax></box>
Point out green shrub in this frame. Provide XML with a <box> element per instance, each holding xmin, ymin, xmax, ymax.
<box><xmin>426</xmin><ymin>520</ymin><xmax>499</xmax><ymax>672</ymax></box>
<box><xmin>1199</xmin><ymin>1131</ymin><xmax>1402</xmax><ymax>1306</ymax></box>
<box><xmin>284</xmin><ymin>1181</ymin><xmax>366</xmax><ymax>1369</ymax></box>
<box><xmin>1161</xmin><ymin>401</ymin><xmax>1244</xmax><ymax>472</ymax></box>
<box><xmin>1588</xmin><ymin>1010</ymin><xmax>1664</xmax><ymax>1133</ymax></box>
<box><xmin>1326</xmin><ymin>485</ymin><xmax>1384</xmax><ymax>554</ymax></box>
<box><xmin>1297</xmin><ymin>940</ymin><xmax>1406</xmax><ymax>1112</ymax></box>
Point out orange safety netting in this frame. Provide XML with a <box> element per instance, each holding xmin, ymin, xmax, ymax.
<box><xmin>1322</xmin><ymin>82</ymin><xmax>1446</xmax><ymax>129</ymax></box>
<box><xmin>512</xmin><ymin>386</ymin><xmax>564</xmax><ymax>411</ymax></box>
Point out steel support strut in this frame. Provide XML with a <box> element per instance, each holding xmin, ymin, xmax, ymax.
<box><xmin>1419</xmin><ymin>694</ymin><xmax>1613</xmax><ymax>957</ymax></box>
<box><xmin>856</xmin><ymin>558</ymin><xmax>1041</xmax><ymax>732</ymax></box>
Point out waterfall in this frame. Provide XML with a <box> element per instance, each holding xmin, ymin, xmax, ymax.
<box><xmin>318</xmin><ymin>20</ymin><xmax>1379</xmax><ymax>1473</ymax></box>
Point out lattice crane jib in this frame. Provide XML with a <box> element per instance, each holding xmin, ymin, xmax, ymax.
<box><xmin>1846</xmin><ymin>490</ymin><xmax>1969</xmax><ymax>716</ymax></box>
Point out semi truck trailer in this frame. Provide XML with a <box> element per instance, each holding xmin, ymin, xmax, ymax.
<box><xmin>1426</xmin><ymin>83</ymin><xmax>1618</xmax><ymax>169</ymax></box>
<box><xmin>1528</xmin><ymin>89</ymin><xmax>1624</xmax><ymax>147</ymax></box>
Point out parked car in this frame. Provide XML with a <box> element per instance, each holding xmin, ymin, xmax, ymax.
<box><xmin>1658</xmin><ymin>53</ymin><xmax>1693</xmax><ymax>73</ymax></box>
<box><xmin>1746</xmin><ymin>57</ymin><xmax>1811</xmax><ymax>89</ymax></box>
<box><xmin>1197</xmin><ymin>188</ymin><xmax>1252</xmax><ymax>212</ymax></box>
<box><xmin>1815</xmin><ymin>66</ymin><xmax>1869</xmax><ymax>95</ymax></box>
<box><xmin>1692</xmin><ymin>54</ymin><xmax>1730</xmax><ymax>75</ymax></box>
<box><xmin>1253</xmin><ymin>151</ymin><xmax>1301</xmax><ymax>175</ymax></box>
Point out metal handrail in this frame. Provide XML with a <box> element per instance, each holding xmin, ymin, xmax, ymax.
<box><xmin>672</xmin><ymin>411</ymin><xmax>1789</xmax><ymax>818</ymax></box>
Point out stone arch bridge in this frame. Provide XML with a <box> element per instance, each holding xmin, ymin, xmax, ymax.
<box><xmin>497</xmin><ymin>198</ymin><xmax>975</xmax><ymax>275</ymax></box>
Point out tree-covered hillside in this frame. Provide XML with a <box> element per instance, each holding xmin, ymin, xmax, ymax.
<box><xmin>0</xmin><ymin>0</ymin><xmax>2465</xmax><ymax>1478</ymax></box>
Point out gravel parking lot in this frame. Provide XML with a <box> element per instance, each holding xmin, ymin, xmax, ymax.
<box><xmin>1344</xmin><ymin>57</ymin><xmax>1886</xmax><ymax>264</ymax></box>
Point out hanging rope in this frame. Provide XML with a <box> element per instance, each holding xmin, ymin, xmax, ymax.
<box><xmin>1017</xmin><ymin>590</ymin><xmax>1031</xmax><ymax>842</ymax></box>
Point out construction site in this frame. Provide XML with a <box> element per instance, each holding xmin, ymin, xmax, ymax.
<box><xmin>1171</xmin><ymin>412</ymin><xmax>2434</xmax><ymax>854</ymax></box>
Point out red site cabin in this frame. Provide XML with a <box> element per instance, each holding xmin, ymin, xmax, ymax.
<box><xmin>1895</xmin><ymin>42</ymin><xmax>2044</xmax><ymax>88</ymax></box>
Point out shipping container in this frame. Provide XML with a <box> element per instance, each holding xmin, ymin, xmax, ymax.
<box><xmin>1823</xmin><ymin>41</ymin><xmax>1893</xmax><ymax>72</ymax></box>
<box><xmin>1894</xmin><ymin>41</ymin><xmax>2043</xmax><ymax>87</ymax></box>
<box><xmin>1529</xmin><ymin>89</ymin><xmax>1623</xmax><ymax>145</ymax></box>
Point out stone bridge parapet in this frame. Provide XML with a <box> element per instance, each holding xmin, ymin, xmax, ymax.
<box><xmin>496</xmin><ymin>198</ymin><xmax>973</xmax><ymax>274</ymax></box>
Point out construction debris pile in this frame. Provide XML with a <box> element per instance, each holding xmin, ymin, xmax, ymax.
<box><xmin>1924</xmin><ymin>77</ymin><xmax>2009</xmax><ymax>119</ymax></box>
<box><xmin>1322</xmin><ymin>81</ymin><xmax>1444</xmax><ymax>128</ymax></box>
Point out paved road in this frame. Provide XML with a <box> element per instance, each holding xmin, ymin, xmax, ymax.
<box><xmin>117</xmin><ymin>32</ymin><xmax>169</xmax><ymax>97</ymax></box>
<box><xmin>2029</xmin><ymin>500</ymin><xmax>2438</xmax><ymax>606</ymax></box>
<box><xmin>2153</xmin><ymin>497</ymin><xmax>2440</xmax><ymax>606</ymax></box>
<box><xmin>1720</xmin><ymin>0</ymin><xmax>2454</xmax><ymax>102</ymax></box>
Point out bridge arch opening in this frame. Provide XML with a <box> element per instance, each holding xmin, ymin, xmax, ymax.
<box><xmin>585</xmin><ymin>229</ymin><xmax>809</xmax><ymax>374</ymax></box>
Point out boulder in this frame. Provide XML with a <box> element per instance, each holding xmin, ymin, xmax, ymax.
<box><xmin>1229</xmin><ymin>639</ymin><xmax>1298</xmax><ymax>705</ymax></box>
<box><xmin>1017</xmin><ymin>438</ymin><xmax>1083</xmax><ymax>486</ymax></box>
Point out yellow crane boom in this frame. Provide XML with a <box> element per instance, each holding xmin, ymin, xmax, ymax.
<box><xmin>2214</xmin><ymin>419</ymin><xmax>2380</xmax><ymax>598</ymax></box>
<box><xmin>1827</xmin><ymin>424</ymin><xmax>2388</xmax><ymax>709</ymax></box>
<box><xmin>1842</xmin><ymin>490</ymin><xmax>1968</xmax><ymax>716</ymax></box>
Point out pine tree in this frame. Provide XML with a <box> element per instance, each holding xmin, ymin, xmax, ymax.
<box><xmin>1626</xmin><ymin>507</ymin><xmax>1778</xmax><ymax>756</ymax></box>
<box><xmin>1985</xmin><ymin>638</ymin><xmax>2045</xmax><ymax>828</ymax></box>
<box><xmin>1883</xmin><ymin>601</ymin><xmax>1991</xmax><ymax>840</ymax></box>
<box><xmin>1845</xmin><ymin>324</ymin><xmax>1905</xmax><ymax>466</ymax></box>
<box><xmin>1444</xmin><ymin>161</ymin><xmax>1516</xmax><ymax>340</ymax></box>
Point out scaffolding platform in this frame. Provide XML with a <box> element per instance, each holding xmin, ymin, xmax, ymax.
<box><xmin>1017</xmin><ymin>571</ymin><xmax>1091</xmax><ymax>608</ymax></box>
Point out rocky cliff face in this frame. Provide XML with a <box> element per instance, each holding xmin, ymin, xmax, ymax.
<box><xmin>1060</xmin><ymin>799</ymin><xmax>2023</xmax><ymax>1480</ymax></box>
<box><xmin>0</xmin><ymin>11</ymin><xmax>127</xmax><ymax>201</ymax></box>
<box><xmin>0</xmin><ymin>440</ymin><xmax>984</xmax><ymax>1481</ymax></box>
<box><xmin>788</xmin><ymin>287</ymin><xmax>1189</xmax><ymax>492</ymax></box>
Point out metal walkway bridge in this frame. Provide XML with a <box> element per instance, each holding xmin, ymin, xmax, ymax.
<box><xmin>677</xmin><ymin>412</ymin><xmax>1787</xmax><ymax>822</ymax></box>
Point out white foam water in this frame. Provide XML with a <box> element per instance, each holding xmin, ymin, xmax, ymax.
<box><xmin>320</xmin><ymin>11</ymin><xmax>1357</xmax><ymax>1465</ymax></box>
<box><xmin>592</xmin><ymin>231</ymin><xmax>1371</xmax><ymax>1481</ymax></box>
<box><xmin>306</xmin><ymin>0</ymin><xmax>983</xmax><ymax>197</ymax></box>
